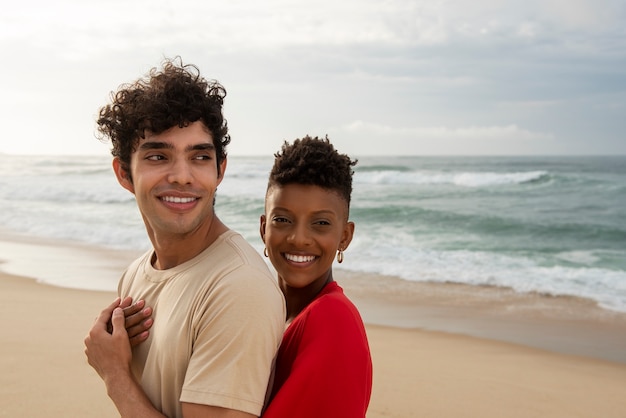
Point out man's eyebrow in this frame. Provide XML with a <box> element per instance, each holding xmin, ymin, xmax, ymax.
<box><xmin>137</xmin><ymin>142</ymin><xmax>216</xmax><ymax>151</ymax></box>
<box><xmin>186</xmin><ymin>143</ymin><xmax>216</xmax><ymax>152</ymax></box>
<box><xmin>138</xmin><ymin>141</ymin><xmax>172</xmax><ymax>151</ymax></box>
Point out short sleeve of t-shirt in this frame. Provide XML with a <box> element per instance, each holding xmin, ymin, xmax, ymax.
<box><xmin>181</xmin><ymin>263</ymin><xmax>285</xmax><ymax>414</ymax></box>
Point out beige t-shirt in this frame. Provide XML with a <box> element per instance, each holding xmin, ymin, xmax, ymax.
<box><xmin>118</xmin><ymin>230</ymin><xmax>285</xmax><ymax>417</ymax></box>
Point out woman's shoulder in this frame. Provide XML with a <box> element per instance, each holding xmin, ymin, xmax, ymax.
<box><xmin>305</xmin><ymin>282</ymin><xmax>365</xmax><ymax>329</ymax></box>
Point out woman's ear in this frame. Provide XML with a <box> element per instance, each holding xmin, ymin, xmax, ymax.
<box><xmin>112</xmin><ymin>158</ymin><xmax>134</xmax><ymax>194</ymax></box>
<box><xmin>340</xmin><ymin>221</ymin><xmax>355</xmax><ymax>251</ymax></box>
<box><xmin>259</xmin><ymin>214</ymin><xmax>267</xmax><ymax>243</ymax></box>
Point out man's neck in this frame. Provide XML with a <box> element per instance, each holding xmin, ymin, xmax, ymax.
<box><xmin>149</xmin><ymin>217</ymin><xmax>229</xmax><ymax>270</ymax></box>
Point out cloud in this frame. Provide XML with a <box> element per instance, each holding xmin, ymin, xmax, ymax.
<box><xmin>339</xmin><ymin>120</ymin><xmax>553</xmax><ymax>141</ymax></box>
<box><xmin>323</xmin><ymin>121</ymin><xmax>557</xmax><ymax>156</ymax></box>
<box><xmin>0</xmin><ymin>0</ymin><xmax>624</xmax><ymax>156</ymax></box>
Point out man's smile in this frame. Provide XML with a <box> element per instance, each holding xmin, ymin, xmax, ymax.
<box><xmin>161</xmin><ymin>196</ymin><xmax>197</xmax><ymax>204</ymax></box>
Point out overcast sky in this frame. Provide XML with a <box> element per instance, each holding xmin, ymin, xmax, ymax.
<box><xmin>1</xmin><ymin>0</ymin><xmax>624</xmax><ymax>157</ymax></box>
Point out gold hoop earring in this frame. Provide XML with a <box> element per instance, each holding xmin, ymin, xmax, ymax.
<box><xmin>263</xmin><ymin>248</ymin><xmax>269</xmax><ymax>258</ymax></box>
<box><xmin>336</xmin><ymin>249</ymin><xmax>344</xmax><ymax>263</ymax></box>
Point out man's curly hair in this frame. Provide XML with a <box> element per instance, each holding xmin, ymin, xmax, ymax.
<box><xmin>268</xmin><ymin>135</ymin><xmax>357</xmax><ymax>211</ymax></box>
<box><xmin>96</xmin><ymin>57</ymin><xmax>230</xmax><ymax>176</ymax></box>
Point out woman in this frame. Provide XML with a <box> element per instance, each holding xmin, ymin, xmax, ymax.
<box><xmin>259</xmin><ymin>135</ymin><xmax>372</xmax><ymax>417</ymax></box>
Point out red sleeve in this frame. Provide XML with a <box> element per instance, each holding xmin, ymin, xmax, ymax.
<box><xmin>262</xmin><ymin>294</ymin><xmax>372</xmax><ymax>418</ymax></box>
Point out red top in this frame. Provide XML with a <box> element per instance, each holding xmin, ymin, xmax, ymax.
<box><xmin>262</xmin><ymin>281</ymin><xmax>373</xmax><ymax>418</ymax></box>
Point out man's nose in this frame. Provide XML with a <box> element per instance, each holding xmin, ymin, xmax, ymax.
<box><xmin>167</xmin><ymin>158</ymin><xmax>193</xmax><ymax>184</ymax></box>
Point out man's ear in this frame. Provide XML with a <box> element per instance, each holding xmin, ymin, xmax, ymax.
<box><xmin>217</xmin><ymin>156</ymin><xmax>228</xmax><ymax>182</ymax></box>
<box><xmin>112</xmin><ymin>158</ymin><xmax>134</xmax><ymax>194</ymax></box>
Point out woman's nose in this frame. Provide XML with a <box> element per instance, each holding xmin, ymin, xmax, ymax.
<box><xmin>286</xmin><ymin>223</ymin><xmax>311</xmax><ymax>247</ymax></box>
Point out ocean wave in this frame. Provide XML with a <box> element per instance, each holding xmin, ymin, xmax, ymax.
<box><xmin>1</xmin><ymin>154</ymin><xmax>624</xmax><ymax>313</ymax></box>
<box><xmin>345</xmin><ymin>243</ymin><xmax>626</xmax><ymax>312</ymax></box>
<box><xmin>355</xmin><ymin>170</ymin><xmax>550</xmax><ymax>187</ymax></box>
<box><xmin>353</xmin><ymin>205</ymin><xmax>626</xmax><ymax>258</ymax></box>
<box><xmin>3</xmin><ymin>179</ymin><xmax>132</xmax><ymax>204</ymax></box>
<box><xmin>1</xmin><ymin>155</ymin><xmax>112</xmax><ymax>177</ymax></box>
<box><xmin>356</xmin><ymin>164</ymin><xmax>414</xmax><ymax>173</ymax></box>
<box><xmin>453</xmin><ymin>171</ymin><xmax>550</xmax><ymax>187</ymax></box>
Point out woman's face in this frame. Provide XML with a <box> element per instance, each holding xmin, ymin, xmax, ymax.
<box><xmin>260</xmin><ymin>183</ymin><xmax>354</xmax><ymax>291</ymax></box>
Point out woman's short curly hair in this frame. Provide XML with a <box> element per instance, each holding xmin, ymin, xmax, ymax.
<box><xmin>268</xmin><ymin>135</ymin><xmax>357</xmax><ymax>211</ymax></box>
<box><xmin>96</xmin><ymin>57</ymin><xmax>230</xmax><ymax>174</ymax></box>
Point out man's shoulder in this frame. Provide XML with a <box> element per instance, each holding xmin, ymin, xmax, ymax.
<box><xmin>211</xmin><ymin>230</ymin><xmax>269</xmax><ymax>270</ymax></box>
<box><xmin>191</xmin><ymin>230</ymin><xmax>277</xmax><ymax>288</ymax></box>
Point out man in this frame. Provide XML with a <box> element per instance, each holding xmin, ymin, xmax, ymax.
<box><xmin>84</xmin><ymin>58</ymin><xmax>285</xmax><ymax>418</ymax></box>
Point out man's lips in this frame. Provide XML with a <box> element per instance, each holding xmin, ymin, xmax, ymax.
<box><xmin>161</xmin><ymin>196</ymin><xmax>197</xmax><ymax>203</ymax></box>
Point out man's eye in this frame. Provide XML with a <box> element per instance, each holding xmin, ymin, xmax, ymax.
<box><xmin>146</xmin><ymin>155</ymin><xmax>165</xmax><ymax>161</ymax></box>
<box><xmin>194</xmin><ymin>155</ymin><xmax>212</xmax><ymax>160</ymax></box>
<box><xmin>272</xmin><ymin>217</ymin><xmax>289</xmax><ymax>223</ymax></box>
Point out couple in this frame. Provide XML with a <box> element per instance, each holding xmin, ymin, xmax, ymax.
<box><xmin>84</xmin><ymin>58</ymin><xmax>372</xmax><ymax>418</ymax></box>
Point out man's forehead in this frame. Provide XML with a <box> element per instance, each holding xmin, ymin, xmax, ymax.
<box><xmin>137</xmin><ymin>123</ymin><xmax>215</xmax><ymax>149</ymax></box>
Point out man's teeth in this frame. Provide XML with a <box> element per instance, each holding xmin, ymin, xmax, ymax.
<box><xmin>285</xmin><ymin>254</ymin><xmax>315</xmax><ymax>263</ymax></box>
<box><xmin>162</xmin><ymin>196</ymin><xmax>196</xmax><ymax>203</ymax></box>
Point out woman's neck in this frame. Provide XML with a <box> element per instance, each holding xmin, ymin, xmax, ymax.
<box><xmin>281</xmin><ymin>272</ymin><xmax>333</xmax><ymax>322</ymax></box>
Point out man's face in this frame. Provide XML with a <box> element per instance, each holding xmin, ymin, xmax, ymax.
<box><xmin>114</xmin><ymin>121</ymin><xmax>226</xmax><ymax>241</ymax></box>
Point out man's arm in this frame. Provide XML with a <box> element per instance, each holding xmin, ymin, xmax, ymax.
<box><xmin>86</xmin><ymin>301</ymin><xmax>257</xmax><ymax>418</ymax></box>
<box><xmin>182</xmin><ymin>403</ymin><xmax>256</xmax><ymax>418</ymax></box>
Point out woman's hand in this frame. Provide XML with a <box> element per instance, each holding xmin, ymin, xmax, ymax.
<box><xmin>119</xmin><ymin>297</ymin><xmax>153</xmax><ymax>347</ymax></box>
<box><xmin>84</xmin><ymin>298</ymin><xmax>133</xmax><ymax>381</ymax></box>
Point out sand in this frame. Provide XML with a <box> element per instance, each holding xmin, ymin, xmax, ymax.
<box><xmin>1</xmin><ymin>234</ymin><xmax>626</xmax><ymax>417</ymax></box>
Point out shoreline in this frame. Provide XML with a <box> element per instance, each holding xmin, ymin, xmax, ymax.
<box><xmin>340</xmin><ymin>270</ymin><xmax>626</xmax><ymax>364</ymax></box>
<box><xmin>2</xmin><ymin>229</ymin><xmax>626</xmax><ymax>364</ymax></box>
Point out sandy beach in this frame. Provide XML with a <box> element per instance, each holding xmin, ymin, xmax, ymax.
<box><xmin>2</xmin><ymin>233</ymin><xmax>626</xmax><ymax>417</ymax></box>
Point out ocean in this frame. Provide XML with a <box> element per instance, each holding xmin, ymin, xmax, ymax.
<box><xmin>1</xmin><ymin>153</ymin><xmax>625</xmax><ymax>312</ymax></box>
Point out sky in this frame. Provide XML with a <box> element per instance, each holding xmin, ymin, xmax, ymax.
<box><xmin>0</xmin><ymin>0</ymin><xmax>625</xmax><ymax>157</ymax></box>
